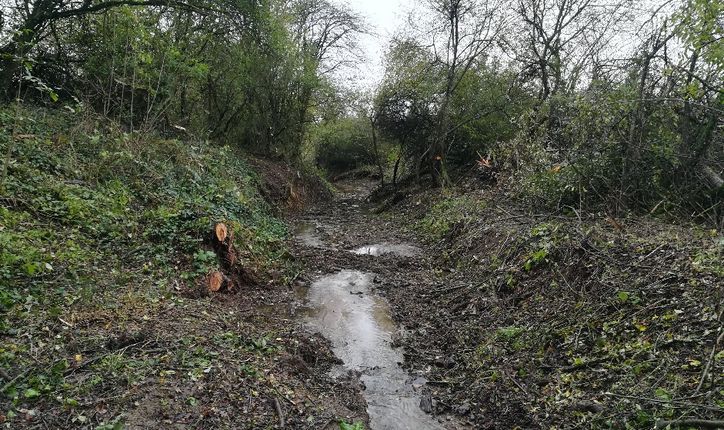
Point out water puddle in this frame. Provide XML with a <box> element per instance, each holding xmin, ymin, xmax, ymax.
<box><xmin>301</xmin><ymin>270</ymin><xmax>446</xmax><ymax>430</ymax></box>
<box><xmin>294</xmin><ymin>222</ymin><xmax>325</xmax><ymax>248</ymax></box>
<box><xmin>352</xmin><ymin>244</ymin><xmax>422</xmax><ymax>257</ymax></box>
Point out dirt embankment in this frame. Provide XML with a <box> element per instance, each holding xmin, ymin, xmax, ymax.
<box><xmin>367</xmin><ymin>179</ymin><xmax>723</xmax><ymax>429</ymax></box>
<box><xmin>249</xmin><ymin>157</ymin><xmax>333</xmax><ymax>212</ymax></box>
<box><xmin>0</xmin><ymin>154</ymin><xmax>366</xmax><ymax>430</ymax></box>
<box><xmin>283</xmin><ymin>175</ymin><xmax>722</xmax><ymax>429</ymax></box>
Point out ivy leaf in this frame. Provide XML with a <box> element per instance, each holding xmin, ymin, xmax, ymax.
<box><xmin>617</xmin><ymin>291</ymin><xmax>630</xmax><ymax>303</ymax></box>
<box><xmin>24</xmin><ymin>388</ymin><xmax>40</xmax><ymax>399</ymax></box>
<box><xmin>654</xmin><ymin>388</ymin><xmax>671</xmax><ymax>401</ymax></box>
<box><xmin>340</xmin><ymin>422</ymin><xmax>365</xmax><ymax>430</ymax></box>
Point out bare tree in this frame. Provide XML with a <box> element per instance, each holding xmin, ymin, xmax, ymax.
<box><xmin>421</xmin><ymin>0</ymin><xmax>504</xmax><ymax>186</ymax></box>
<box><xmin>289</xmin><ymin>0</ymin><xmax>365</xmax><ymax>76</ymax></box>
<box><xmin>272</xmin><ymin>0</ymin><xmax>366</xmax><ymax>158</ymax></box>
<box><xmin>514</xmin><ymin>0</ymin><xmax>629</xmax><ymax>101</ymax></box>
<box><xmin>621</xmin><ymin>22</ymin><xmax>676</xmax><ymax>194</ymax></box>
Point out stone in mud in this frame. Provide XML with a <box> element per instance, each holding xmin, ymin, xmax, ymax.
<box><xmin>433</xmin><ymin>355</ymin><xmax>456</xmax><ymax>369</ymax></box>
<box><xmin>455</xmin><ymin>402</ymin><xmax>471</xmax><ymax>416</ymax></box>
<box><xmin>420</xmin><ymin>390</ymin><xmax>436</xmax><ymax>413</ymax></box>
<box><xmin>570</xmin><ymin>401</ymin><xmax>604</xmax><ymax>414</ymax></box>
<box><xmin>411</xmin><ymin>376</ymin><xmax>428</xmax><ymax>390</ymax></box>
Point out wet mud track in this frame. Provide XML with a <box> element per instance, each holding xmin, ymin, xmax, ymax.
<box><xmin>290</xmin><ymin>181</ymin><xmax>469</xmax><ymax>430</ymax></box>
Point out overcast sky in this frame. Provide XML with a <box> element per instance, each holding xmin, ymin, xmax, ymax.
<box><xmin>337</xmin><ymin>0</ymin><xmax>679</xmax><ymax>91</ymax></box>
<box><xmin>342</xmin><ymin>0</ymin><xmax>410</xmax><ymax>90</ymax></box>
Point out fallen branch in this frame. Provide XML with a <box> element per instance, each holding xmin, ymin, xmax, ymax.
<box><xmin>504</xmin><ymin>370</ymin><xmax>530</xmax><ymax>398</ymax></box>
<box><xmin>64</xmin><ymin>340</ymin><xmax>150</xmax><ymax>376</ymax></box>
<box><xmin>696</xmin><ymin>315</ymin><xmax>723</xmax><ymax>393</ymax></box>
<box><xmin>0</xmin><ymin>369</ymin><xmax>29</xmax><ymax>393</ymax></box>
<box><xmin>428</xmin><ymin>283</ymin><xmax>471</xmax><ymax>297</ymax></box>
<box><xmin>655</xmin><ymin>419</ymin><xmax>724</xmax><ymax>429</ymax></box>
<box><xmin>273</xmin><ymin>397</ymin><xmax>285</xmax><ymax>428</ymax></box>
<box><xmin>603</xmin><ymin>392</ymin><xmax>721</xmax><ymax>412</ymax></box>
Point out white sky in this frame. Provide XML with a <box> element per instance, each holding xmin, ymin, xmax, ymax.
<box><xmin>336</xmin><ymin>0</ymin><xmax>680</xmax><ymax>91</ymax></box>
<box><xmin>341</xmin><ymin>0</ymin><xmax>411</xmax><ymax>90</ymax></box>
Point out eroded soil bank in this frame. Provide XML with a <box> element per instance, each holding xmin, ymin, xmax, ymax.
<box><xmin>290</xmin><ymin>179</ymin><xmax>723</xmax><ymax>429</ymax></box>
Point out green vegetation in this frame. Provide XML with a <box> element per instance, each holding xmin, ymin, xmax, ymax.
<box><xmin>339</xmin><ymin>421</ymin><xmax>365</xmax><ymax>430</ymax></box>
<box><xmin>416</xmin><ymin>194</ymin><xmax>484</xmax><ymax>240</ymax></box>
<box><xmin>406</xmin><ymin>190</ymin><xmax>723</xmax><ymax>429</ymax></box>
<box><xmin>0</xmin><ymin>106</ymin><xmax>294</xmax><ymax>425</ymax></box>
<box><xmin>0</xmin><ymin>105</ymin><xmax>288</xmax><ymax>299</ymax></box>
<box><xmin>0</xmin><ymin>0</ymin><xmax>721</xmax><ymax>428</ymax></box>
<box><xmin>312</xmin><ymin>117</ymin><xmax>379</xmax><ymax>175</ymax></box>
<box><xmin>1</xmin><ymin>0</ymin><xmax>364</xmax><ymax>160</ymax></box>
<box><xmin>308</xmin><ymin>0</ymin><xmax>722</xmax><ymax>223</ymax></box>
<box><xmin>1</xmin><ymin>0</ymin><xmax>368</xmax><ymax>426</ymax></box>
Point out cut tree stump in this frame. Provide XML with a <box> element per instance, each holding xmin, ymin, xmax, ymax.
<box><xmin>215</xmin><ymin>223</ymin><xmax>228</xmax><ymax>243</ymax></box>
<box><xmin>204</xmin><ymin>222</ymin><xmax>255</xmax><ymax>293</ymax></box>
<box><xmin>208</xmin><ymin>271</ymin><xmax>229</xmax><ymax>292</ymax></box>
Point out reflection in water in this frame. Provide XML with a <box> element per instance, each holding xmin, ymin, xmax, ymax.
<box><xmin>352</xmin><ymin>244</ymin><xmax>422</xmax><ymax>257</ymax></box>
<box><xmin>301</xmin><ymin>270</ymin><xmax>444</xmax><ymax>430</ymax></box>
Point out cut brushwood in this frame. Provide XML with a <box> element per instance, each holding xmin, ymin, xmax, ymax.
<box><xmin>655</xmin><ymin>419</ymin><xmax>724</xmax><ymax>429</ymax></box>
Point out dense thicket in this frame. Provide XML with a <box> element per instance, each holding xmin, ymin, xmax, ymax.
<box><xmin>1</xmin><ymin>0</ymin><xmax>363</xmax><ymax>158</ymax></box>
<box><xmin>1</xmin><ymin>0</ymin><xmax>721</xmax><ymax>221</ymax></box>
<box><xmin>318</xmin><ymin>0</ymin><xmax>722</xmax><ymax>223</ymax></box>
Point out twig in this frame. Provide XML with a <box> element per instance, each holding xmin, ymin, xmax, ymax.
<box><xmin>64</xmin><ymin>340</ymin><xmax>149</xmax><ymax>376</ymax></box>
<box><xmin>696</xmin><ymin>326</ymin><xmax>723</xmax><ymax>393</ymax></box>
<box><xmin>273</xmin><ymin>397</ymin><xmax>286</xmax><ymax>428</ymax></box>
<box><xmin>427</xmin><ymin>380</ymin><xmax>454</xmax><ymax>385</ymax></box>
<box><xmin>58</xmin><ymin>317</ymin><xmax>74</xmax><ymax>328</ymax></box>
<box><xmin>504</xmin><ymin>370</ymin><xmax>530</xmax><ymax>398</ymax></box>
<box><xmin>1</xmin><ymin>369</ymin><xmax>30</xmax><ymax>393</ymax></box>
<box><xmin>603</xmin><ymin>392</ymin><xmax>722</xmax><ymax>412</ymax></box>
<box><xmin>554</xmin><ymin>266</ymin><xmax>582</xmax><ymax>298</ymax></box>
<box><xmin>428</xmin><ymin>283</ymin><xmax>471</xmax><ymax>297</ymax></box>
<box><xmin>642</xmin><ymin>244</ymin><xmax>665</xmax><ymax>261</ymax></box>
<box><xmin>655</xmin><ymin>419</ymin><xmax>724</xmax><ymax>429</ymax></box>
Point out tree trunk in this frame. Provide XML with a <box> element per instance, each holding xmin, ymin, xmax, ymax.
<box><xmin>431</xmin><ymin>107</ymin><xmax>452</xmax><ymax>188</ymax></box>
<box><xmin>370</xmin><ymin>117</ymin><xmax>384</xmax><ymax>186</ymax></box>
<box><xmin>392</xmin><ymin>152</ymin><xmax>402</xmax><ymax>188</ymax></box>
<box><xmin>622</xmin><ymin>50</ymin><xmax>653</xmax><ymax>197</ymax></box>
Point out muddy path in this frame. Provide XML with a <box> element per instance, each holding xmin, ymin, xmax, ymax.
<box><xmin>289</xmin><ymin>181</ymin><xmax>470</xmax><ymax>430</ymax></box>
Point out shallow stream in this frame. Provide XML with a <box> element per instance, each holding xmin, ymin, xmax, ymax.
<box><xmin>294</xmin><ymin>218</ymin><xmax>446</xmax><ymax>429</ymax></box>
<box><xmin>300</xmin><ymin>270</ymin><xmax>444</xmax><ymax>430</ymax></box>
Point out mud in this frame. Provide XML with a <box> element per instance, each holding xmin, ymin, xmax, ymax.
<box><xmin>291</xmin><ymin>180</ymin><xmax>468</xmax><ymax>430</ymax></box>
<box><xmin>351</xmin><ymin>244</ymin><xmax>422</xmax><ymax>257</ymax></box>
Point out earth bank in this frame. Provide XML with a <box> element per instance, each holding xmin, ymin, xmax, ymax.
<box><xmin>290</xmin><ymin>175</ymin><xmax>722</xmax><ymax>429</ymax></box>
<box><xmin>0</xmin><ymin>108</ymin><xmax>367</xmax><ymax>429</ymax></box>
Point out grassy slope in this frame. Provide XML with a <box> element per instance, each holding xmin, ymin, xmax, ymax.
<box><xmin>0</xmin><ymin>108</ymin><xmax>360</xmax><ymax>428</ymax></box>
<box><xmin>390</xmin><ymin>182</ymin><xmax>723</xmax><ymax>429</ymax></box>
